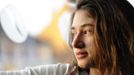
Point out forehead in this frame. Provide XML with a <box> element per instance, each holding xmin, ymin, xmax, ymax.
<box><xmin>72</xmin><ymin>10</ymin><xmax>96</xmax><ymax>28</ymax></box>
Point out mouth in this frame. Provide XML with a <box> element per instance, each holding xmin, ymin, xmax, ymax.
<box><xmin>76</xmin><ymin>51</ymin><xmax>88</xmax><ymax>59</ymax></box>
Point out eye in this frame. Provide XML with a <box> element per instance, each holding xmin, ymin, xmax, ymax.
<box><xmin>83</xmin><ymin>29</ymin><xmax>93</xmax><ymax>35</ymax></box>
<box><xmin>71</xmin><ymin>30</ymin><xmax>76</xmax><ymax>35</ymax></box>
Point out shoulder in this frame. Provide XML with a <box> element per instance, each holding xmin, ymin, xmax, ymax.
<box><xmin>26</xmin><ymin>63</ymin><xmax>70</xmax><ymax>75</ymax></box>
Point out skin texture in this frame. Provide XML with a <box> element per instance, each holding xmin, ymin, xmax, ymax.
<box><xmin>71</xmin><ymin>9</ymin><xmax>97</xmax><ymax>69</ymax></box>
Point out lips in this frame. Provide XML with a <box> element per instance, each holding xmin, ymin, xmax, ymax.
<box><xmin>76</xmin><ymin>51</ymin><xmax>88</xmax><ymax>59</ymax></box>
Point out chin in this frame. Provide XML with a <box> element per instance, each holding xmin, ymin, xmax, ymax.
<box><xmin>77</xmin><ymin>59</ymin><xmax>90</xmax><ymax>69</ymax></box>
<box><xmin>77</xmin><ymin>57</ymin><xmax>95</xmax><ymax>69</ymax></box>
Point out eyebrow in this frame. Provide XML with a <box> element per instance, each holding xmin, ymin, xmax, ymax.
<box><xmin>71</xmin><ymin>24</ymin><xmax>94</xmax><ymax>30</ymax></box>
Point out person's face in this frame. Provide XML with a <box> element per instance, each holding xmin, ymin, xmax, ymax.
<box><xmin>71</xmin><ymin>10</ymin><xmax>97</xmax><ymax>68</ymax></box>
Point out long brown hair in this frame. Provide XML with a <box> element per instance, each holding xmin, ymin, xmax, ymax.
<box><xmin>68</xmin><ymin>0</ymin><xmax>134</xmax><ymax>75</ymax></box>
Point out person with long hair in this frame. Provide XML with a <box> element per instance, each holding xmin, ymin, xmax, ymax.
<box><xmin>68</xmin><ymin>0</ymin><xmax>134</xmax><ymax>75</ymax></box>
<box><xmin>0</xmin><ymin>0</ymin><xmax>133</xmax><ymax>75</ymax></box>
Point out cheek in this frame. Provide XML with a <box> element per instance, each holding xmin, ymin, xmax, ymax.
<box><xmin>85</xmin><ymin>37</ymin><xmax>95</xmax><ymax>48</ymax></box>
<box><xmin>85</xmin><ymin>37</ymin><xmax>97</xmax><ymax>55</ymax></box>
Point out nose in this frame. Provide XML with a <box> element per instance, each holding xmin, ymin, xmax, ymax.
<box><xmin>72</xmin><ymin>34</ymin><xmax>85</xmax><ymax>49</ymax></box>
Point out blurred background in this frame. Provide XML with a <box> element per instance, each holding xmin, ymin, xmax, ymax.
<box><xmin>0</xmin><ymin>0</ymin><xmax>133</xmax><ymax>71</ymax></box>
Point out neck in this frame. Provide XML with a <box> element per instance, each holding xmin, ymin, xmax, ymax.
<box><xmin>89</xmin><ymin>68</ymin><xmax>103</xmax><ymax>75</ymax></box>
